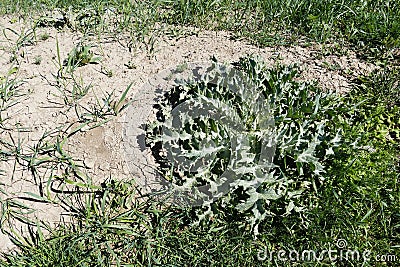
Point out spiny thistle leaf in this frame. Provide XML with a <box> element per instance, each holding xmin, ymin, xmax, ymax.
<box><xmin>146</xmin><ymin>56</ymin><xmax>346</xmax><ymax>233</ymax></box>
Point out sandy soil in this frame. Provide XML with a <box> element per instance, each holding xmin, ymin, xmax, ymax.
<box><xmin>0</xmin><ymin>14</ymin><xmax>377</xmax><ymax>253</ymax></box>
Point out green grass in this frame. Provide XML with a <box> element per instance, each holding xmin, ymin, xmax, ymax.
<box><xmin>0</xmin><ymin>0</ymin><xmax>399</xmax><ymax>266</ymax></box>
<box><xmin>0</xmin><ymin>67</ymin><xmax>23</xmax><ymax>128</ymax></box>
<box><xmin>1</xmin><ymin>0</ymin><xmax>399</xmax><ymax>57</ymax></box>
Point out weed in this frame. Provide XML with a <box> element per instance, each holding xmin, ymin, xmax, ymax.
<box><xmin>33</xmin><ymin>55</ymin><xmax>42</xmax><ymax>65</ymax></box>
<box><xmin>64</xmin><ymin>75</ymin><xmax>92</xmax><ymax>105</ymax></box>
<box><xmin>65</xmin><ymin>82</ymin><xmax>133</xmax><ymax>132</ymax></box>
<box><xmin>39</xmin><ymin>32</ymin><xmax>50</xmax><ymax>41</ymax></box>
<box><xmin>0</xmin><ymin>67</ymin><xmax>23</xmax><ymax>127</ymax></box>
<box><xmin>147</xmin><ymin>56</ymin><xmax>350</xmax><ymax>231</ymax></box>
<box><xmin>2</xmin><ymin>26</ymin><xmax>36</xmax><ymax>64</ymax></box>
<box><xmin>124</xmin><ymin>60</ymin><xmax>136</xmax><ymax>70</ymax></box>
<box><xmin>63</xmin><ymin>43</ymin><xmax>101</xmax><ymax>73</ymax></box>
<box><xmin>100</xmin><ymin>66</ymin><xmax>113</xmax><ymax>77</ymax></box>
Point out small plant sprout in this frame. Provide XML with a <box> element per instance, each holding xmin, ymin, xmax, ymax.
<box><xmin>33</xmin><ymin>55</ymin><xmax>42</xmax><ymax>65</ymax></box>
<box><xmin>39</xmin><ymin>32</ymin><xmax>50</xmax><ymax>41</ymax></box>
<box><xmin>0</xmin><ymin>66</ymin><xmax>23</xmax><ymax>113</ymax></box>
<box><xmin>100</xmin><ymin>66</ymin><xmax>113</xmax><ymax>77</ymax></box>
<box><xmin>110</xmin><ymin>83</ymin><xmax>133</xmax><ymax>115</ymax></box>
<box><xmin>63</xmin><ymin>43</ymin><xmax>102</xmax><ymax>72</ymax></box>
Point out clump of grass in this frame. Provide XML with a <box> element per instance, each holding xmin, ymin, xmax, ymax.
<box><xmin>354</xmin><ymin>66</ymin><xmax>400</xmax><ymax>107</ymax></box>
<box><xmin>39</xmin><ymin>32</ymin><xmax>50</xmax><ymax>41</ymax></box>
<box><xmin>0</xmin><ymin>67</ymin><xmax>23</xmax><ymax>126</ymax></box>
<box><xmin>33</xmin><ymin>55</ymin><xmax>42</xmax><ymax>65</ymax></box>
<box><xmin>63</xmin><ymin>43</ymin><xmax>101</xmax><ymax>72</ymax></box>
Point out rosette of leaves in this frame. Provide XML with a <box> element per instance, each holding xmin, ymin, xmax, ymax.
<box><xmin>146</xmin><ymin>56</ymin><xmax>344</xmax><ymax>232</ymax></box>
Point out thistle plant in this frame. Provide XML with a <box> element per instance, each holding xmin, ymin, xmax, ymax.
<box><xmin>147</xmin><ymin>56</ymin><xmax>345</xmax><ymax>231</ymax></box>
